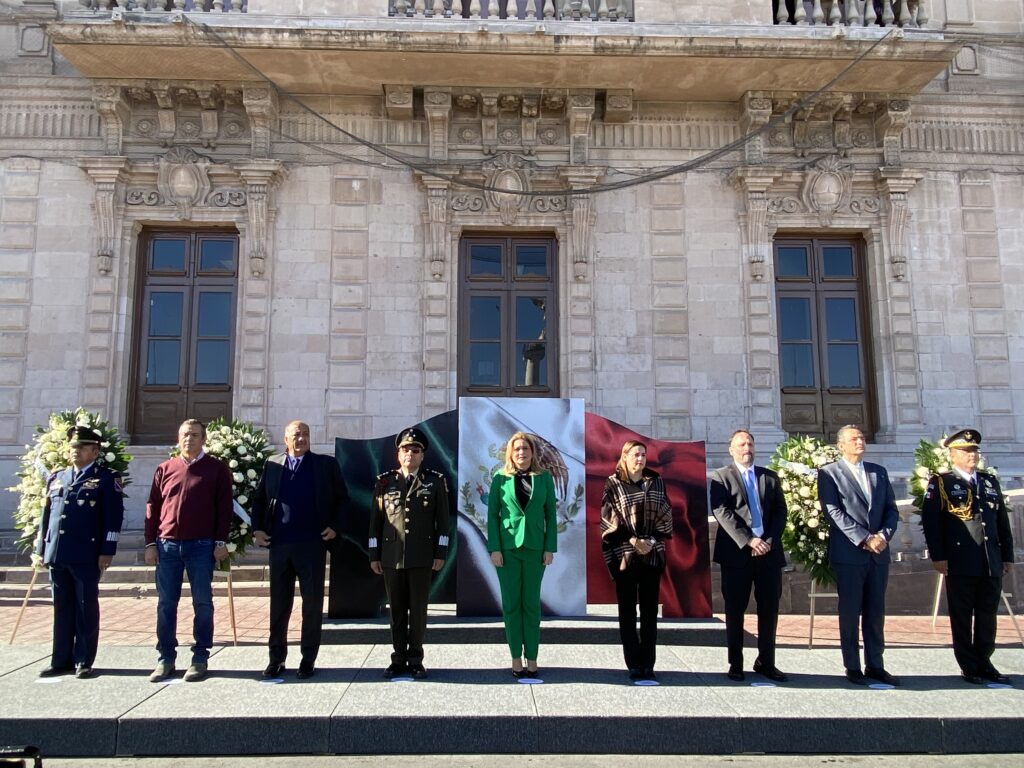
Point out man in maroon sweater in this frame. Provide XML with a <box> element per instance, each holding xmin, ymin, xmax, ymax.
<box><xmin>145</xmin><ymin>419</ymin><xmax>233</xmax><ymax>683</ymax></box>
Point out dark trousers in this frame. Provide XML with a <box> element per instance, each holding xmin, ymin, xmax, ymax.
<box><xmin>268</xmin><ymin>539</ymin><xmax>327</xmax><ymax>667</ymax></box>
<box><xmin>613</xmin><ymin>562</ymin><xmax>663</xmax><ymax>672</ymax></box>
<box><xmin>383</xmin><ymin>566</ymin><xmax>433</xmax><ymax>666</ymax></box>
<box><xmin>946</xmin><ymin>573</ymin><xmax>1002</xmax><ymax>675</ymax></box>
<box><xmin>49</xmin><ymin>562</ymin><xmax>100</xmax><ymax>668</ymax></box>
<box><xmin>720</xmin><ymin>559</ymin><xmax>782</xmax><ymax>669</ymax></box>
<box><xmin>835</xmin><ymin>558</ymin><xmax>889</xmax><ymax>671</ymax></box>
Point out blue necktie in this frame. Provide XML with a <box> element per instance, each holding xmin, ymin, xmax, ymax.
<box><xmin>744</xmin><ymin>469</ymin><xmax>764</xmax><ymax>535</ymax></box>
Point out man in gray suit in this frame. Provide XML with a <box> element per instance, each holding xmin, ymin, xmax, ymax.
<box><xmin>817</xmin><ymin>424</ymin><xmax>899</xmax><ymax>686</ymax></box>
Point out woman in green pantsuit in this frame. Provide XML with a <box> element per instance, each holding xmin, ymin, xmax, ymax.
<box><xmin>487</xmin><ymin>431</ymin><xmax>558</xmax><ymax>679</ymax></box>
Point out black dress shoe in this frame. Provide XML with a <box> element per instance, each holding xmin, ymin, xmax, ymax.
<box><xmin>845</xmin><ymin>669</ymin><xmax>868</xmax><ymax>685</ymax></box>
<box><xmin>75</xmin><ymin>665</ymin><xmax>93</xmax><ymax>679</ymax></box>
<box><xmin>753</xmin><ymin>661</ymin><xmax>788</xmax><ymax>683</ymax></box>
<box><xmin>384</xmin><ymin>663</ymin><xmax>408</xmax><ymax>679</ymax></box>
<box><xmin>628</xmin><ymin>668</ymin><xmax>643</xmax><ymax>682</ymax></box>
<box><xmin>409</xmin><ymin>664</ymin><xmax>427</xmax><ymax>679</ymax></box>
<box><xmin>961</xmin><ymin>672</ymin><xmax>985</xmax><ymax>685</ymax></box>
<box><xmin>981</xmin><ymin>667</ymin><xmax>1010</xmax><ymax>684</ymax></box>
<box><xmin>524</xmin><ymin>666</ymin><xmax>540</xmax><ymax>678</ymax></box>
<box><xmin>262</xmin><ymin>663</ymin><xmax>285</xmax><ymax>678</ymax></box>
<box><xmin>727</xmin><ymin>666</ymin><xmax>745</xmax><ymax>682</ymax></box>
<box><xmin>642</xmin><ymin>669</ymin><xmax>657</xmax><ymax>682</ymax></box>
<box><xmin>864</xmin><ymin>667</ymin><xmax>900</xmax><ymax>686</ymax></box>
<box><xmin>296</xmin><ymin>665</ymin><xmax>315</xmax><ymax>680</ymax></box>
<box><xmin>38</xmin><ymin>666</ymin><xmax>74</xmax><ymax>678</ymax></box>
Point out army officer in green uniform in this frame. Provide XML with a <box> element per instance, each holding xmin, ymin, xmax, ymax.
<box><xmin>369</xmin><ymin>427</ymin><xmax>450</xmax><ymax>679</ymax></box>
<box><xmin>922</xmin><ymin>429</ymin><xmax>1014</xmax><ymax>684</ymax></box>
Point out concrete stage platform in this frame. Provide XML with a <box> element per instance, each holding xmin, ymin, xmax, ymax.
<box><xmin>1</xmin><ymin>641</ymin><xmax>1023</xmax><ymax>758</ymax></box>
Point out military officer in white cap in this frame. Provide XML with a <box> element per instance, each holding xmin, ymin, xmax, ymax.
<box><xmin>922</xmin><ymin>429</ymin><xmax>1014</xmax><ymax>684</ymax></box>
<box><xmin>35</xmin><ymin>425</ymin><xmax>124</xmax><ymax>679</ymax></box>
<box><xmin>369</xmin><ymin>427</ymin><xmax>450</xmax><ymax>679</ymax></box>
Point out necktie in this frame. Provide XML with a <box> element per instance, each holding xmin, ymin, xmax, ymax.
<box><xmin>406</xmin><ymin>474</ymin><xmax>414</xmax><ymax>488</ymax></box>
<box><xmin>744</xmin><ymin>469</ymin><xmax>764</xmax><ymax>535</ymax></box>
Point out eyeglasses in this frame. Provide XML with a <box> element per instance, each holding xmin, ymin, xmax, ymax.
<box><xmin>400</xmin><ymin>446</ymin><xmax>422</xmax><ymax>454</ymax></box>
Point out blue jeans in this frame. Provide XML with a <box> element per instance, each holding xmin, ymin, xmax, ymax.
<box><xmin>155</xmin><ymin>538</ymin><xmax>215</xmax><ymax>665</ymax></box>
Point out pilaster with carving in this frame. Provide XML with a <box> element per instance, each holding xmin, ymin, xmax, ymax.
<box><xmin>423</xmin><ymin>88</ymin><xmax>451</xmax><ymax>162</ymax></box>
<box><xmin>420</xmin><ymin>176</ymin><xmax>450</xmax><ymax>280</ymax></box>
<box><xmin>92</xmin><ymin>85</ymin><xmax>129</xmax><ymax>155</ymax></box>
<box><xmin>739</xmin><ymin>92</ymin><xmax>773</xmax><ymax>164</ymax></box>
<box><xmin>567</xmin><ymin>89</ymin><xmax>595</xmax><ymax>165</ymax></box>
<box><xmin>234</xmin><ymin>160</ymin><xmax>286</xmax><ymax>278</ymax></box>
<box><xmin>558</xmin><ymin>167</ymin><xmax>602</xmax><ymax>281</ymax></box>
<box><xmin>730</xmin><ymin>166</ymin><xmax>783</xmax><ymax>281</ymax></box>
<box><xmin>877</xmin><ymin>167</ymin><xmax>924</xmax><ymax>281</ymax></box>
<box><xmin>874</xmin><ymin>99</ymin><xmax>911</xmax><ymax>168</ymax></box>
<box><xmin>80</xmin><ymin>157</ymin><xmax>131</xmax><ymax>275</ymax></box>
<box><xmin>242</xmin><ymin>86</ymin><xmax>279</xmax><ymax>158</ymax></box>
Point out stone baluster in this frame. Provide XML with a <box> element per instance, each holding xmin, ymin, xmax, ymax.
<box><xmin>469</xmin><ymin>0</ymin><xmax>480</xmax><ymax>19</ymax></box>
<box><xmin>453</xmin><ymin>0</ymin><xmax>464</xmax><ymax>16</ymax></box>
<box><xmin>414</xmin><ymin>0</ymin><xmax>426</xmax><ymax>16</ymax></box>
<box><xmin>618</xmin><ymin>0</ymin><xmax>629</xmax><ymax>19</ymax></box>
<box><xmin>794</xmin><ymin>0</ymin><xmax>807</xmax><ymax>25</ymax></box>
<box><xmin>485</xmin><ymin>0</ymin><xmax>497</xmax><ymax>19</ymax></box>
<box><xmin>431</xmin><ymin>0</ymin><xmax>445</xmax><ymax>17</ymax></box>
<box><xmin>776</xmin><ymin>0</ymin><xmax>790</xmax><ymax>24</ymax></box>
<box><xmin>135</xmin><ymin>0</ymin><xmax>150</xmax><ymax>11</ymax></box>
<box><xmin>846</xmin><ymin>0</ymin><xmax>859</xmax><ymax>25</ymax></box>
<box><xmin>916</xmin><ymin>0</ymin><xmax>928</xmax><ymax>26</ymax></box>
<box><xmin>828</xmin><ymin>0</ymin><xmax>841</xmax><ymax>24</ymax></box>
<box><xmin>213</xmin><ymin>0</ymin><xmax>225</xmax><ymax>12</ymax></box>
<box><xmin>228</xmin><ymin>0</ymin><xmax>241</xmax><ymax>11</ymax></box>
<box><xmin>172</xmin><ymin>0</ymin><xmax>185</xmax><ymax>11</ymax></box>
<box><xmin>864</xmin><ymin>0</ymin><xmax>877</xmax><ymax>25</ymax></box>
<box><xmin>394</xmin><ymin>0</ymin><xmax>408</xmax><ymax>15</ymax></box>
<box><xmin>581</xmin><ymin>0</ymin><xmax>592</xmax><ymax>20</ymax></box>
<box><xmin>544</xmin><ymin>0</ymin><xmax>555</xmax><ymax>18</ymax></box>
<box><xmin>526</xmin><ymin>0</ymin><xmax>537</xmax><ymax>19</ymax></box>
<box><xmin>897</xmin><ymin>0</ymin><xmax>912</xmax><ymax>26</ymax></box>
<box><xmin>597</xmin><ymin>0</ymin><xmax>608</xmax><ymax>19</ymax></box>
<box><xmin>881</xmin><ymin>0</ymin><xmax>894</xmax><ymax>25</ymax></box>
<box><xmin>506</xmin><ymin>0</ymin><xmax>518</xmax><ymax>19</ymax></box>
<box><xmin>811</xmin><ymin>0</ymin><xmax>825</xmax><ymax>24</ymax></box>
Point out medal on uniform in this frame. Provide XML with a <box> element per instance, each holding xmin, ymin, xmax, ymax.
<box><xmin>90</xmin><ymin>501</ymin><xmax>96</xmax><ymax>507</ymax></box>
<box><xmin>78</xmin><ymin>499</ymin><xmax>85</xmax><ymax>506</ymax></box>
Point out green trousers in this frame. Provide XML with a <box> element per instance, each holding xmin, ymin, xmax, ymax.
<box><xmin>496</xmin><ymin>547</ymin><xmax>546</xmax><ymax>660</ymax></box>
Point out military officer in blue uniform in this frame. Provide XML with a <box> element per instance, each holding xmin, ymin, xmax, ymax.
<box><xmin>34</xmin><ymin>426</ymin><xmax>124</xmax><ymax>678</ymax></box>
<box><xmin>922</xmin><ymin>429</ymin><xmax>1014</xmax><ymax>684</ymax></box>
<box><xmin>369</xmin><ymin>427</ymin><xmax>450</xmax><ymax>679</ymax></box>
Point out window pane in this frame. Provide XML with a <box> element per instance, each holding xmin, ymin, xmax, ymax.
<box><xmin>469</xmin><ymin>245</ymin><xmax>502</xmax><ymax>277</ymax></box>
<box><xmin>197</xmin><ymin>292</ymin><xmax>232</xmax><ymax>337</ymax></box>
<box><xmin>822</xmin><ymin>246</ymin><xmax>855</xmax><ymax>278</ymax></box>
<box><xmin>469</xmin><ymin>296</ymin><xmax>501</xmax><ymax>340</ymax></box>
<box><xmin>469</xmin><ymin>342</ymin><xmax>501</xmax><ymax>386</ymax></box>
<box><xmin>516</xmin><ymin>296</ymin><xmax>547</xmax><ymax>341</ymax></box>
<box><xmin>825</xmin><ymin>297</ymin><xmax>858</xmax><ymax>342</ymax></box>
<box><xmin>776</xmin><ymin>246</ymin><xmax>809</xmax><ymax>278</ymax></box>
<box><xmin>779</xmin><ymin>297</ymin><xmax>811</xmax><ymax>341</ymax></box>
<box><xmin>149</xmin><ymin>292</ymin><xmax>184</xmax><ymax>337</ymax></box>
<box><xmin>195</xmin><ymin>340</ymin><xmax>230</xmax><ymax>385</ymax></box>
<box><xmin>146</xmin><ymin>340</ymin><xmax>180</xmax><ymax>385</ymax></box>
<box><xmin>781</xmin><ymin>343</ymin><xmax>815</xmax><ymax>388</ymax></box>
<box><xmin>516</xmin><ymin>342</ymin><xmax>547</xmax><ymax>387</ymax></box>
<box><xmin>515</xmin><ymin>245</ymin><xmax>547</xmax><ymax>278</ymax></box>
<box><xmin>828</xmin><ymin>344</ymin><xmax>862</xmax><ymax>388</ymax></box>
<box><xmin>199</xmin><ymin>240</ymin><xmax>235</xmax><ymax>273</ymax></box>
<box><xmin>151</xmin><ymin>239</ymin><xmax>187</xmax><ymax>272</ymax></box>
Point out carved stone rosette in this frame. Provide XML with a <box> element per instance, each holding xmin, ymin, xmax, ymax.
<box><xmin>79</xmin><ymin>157</ymin><xmax>131</xmax><ymax>275</ymax></box>
<box><xmin>234</xmin><ymin>160</ymin><xmax>287</xmax><ymax>278</ymax></box>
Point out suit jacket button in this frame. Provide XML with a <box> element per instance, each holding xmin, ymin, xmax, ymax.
<box><xmin>981</xmin><ymin>521</ymin><xmax>986</xmax><ymax>526</ymax></box>
<box><xmin>984</xmin><ymin>536</ymin><xmax>989</xmax><ymax>541</ymax></box>
<box><xmin>59</xmin><ymin>529</ymin><xmax>65</xmax><ymax>534</ymax></box>
<box><xmin>405</xmin><ymin>518</ymin><xmax>410</xmax><ymax>523</ymax></box>
<box><xmin>61</xmin><ymin>515</ymin><xmax>66</xmax><ymax>519</ymax></box>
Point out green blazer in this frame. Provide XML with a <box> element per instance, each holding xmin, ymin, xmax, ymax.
<box><xmin>487</xmin><ymin>470</ymin><xmax>558</xmax><ymax>553</ymax></box>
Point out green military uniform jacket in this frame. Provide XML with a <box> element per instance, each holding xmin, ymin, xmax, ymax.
<box><xmin>486</xmin><ymin>470</ymin><xmax>558</xmax><ymax>553</ymax></box>
<box><xmin>922</xmin><ymin>469</ymin><xmax>1014</xmax><ymax>578</ymax></box>
<box><xmin>369</xmin><ymin>468</ymin><xmax>450</xmax><ymax>569</ymax></box>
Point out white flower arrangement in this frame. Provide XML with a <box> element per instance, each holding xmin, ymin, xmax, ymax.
<box><xmin>171</xmin><ymin>417</ymin><xmax>271</xmax><ymax>570</ymax></box>
<box><xmin>9</xmin><ymin>408</ymin><xmax>132</xmax><ymax>566</ymax></box>
<box><xmin>768</xmin><ymin>434</ymin><xmax>841</xmax><ymax>586</ymax></box>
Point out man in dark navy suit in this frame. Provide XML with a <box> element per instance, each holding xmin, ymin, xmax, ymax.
<box><xmin>710</xmin><ymin>429</ymin><xmax>789</xmax><ymax>683</ymax></box>
<box><xmin>35</xmin><ymin>425</ymin><xmax>124</xmax><ymax>679</ymax></box>
<box><xmin>818</xmin><ymin>424</ymin><xmax>899</xmax><ymax>686</ymax></box>
<box><xmin>922</xmin><ymin>429</ymin><xmax>1014</xmax><ymax>684</ymax></box>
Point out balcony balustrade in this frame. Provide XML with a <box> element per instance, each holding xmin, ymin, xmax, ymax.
<box><xmin>774</xmin><ymin>0</ymin><xmax>929</xmax><ymax>28</ymax></box>
<box><xmin>78</xmin><ymin>1</ymin><xmax>248</xmax><ymax>11</ymax></box>
<box><xmin>387</xmin><ymin>0</ymin><xmax>633</xmax><ymax>21</ymax></box>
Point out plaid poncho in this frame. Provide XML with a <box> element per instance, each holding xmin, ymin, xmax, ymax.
<box><xmin>600</xmin><ymin>467</ymin><xmax>673</xmax><ymax>574</ymax></box>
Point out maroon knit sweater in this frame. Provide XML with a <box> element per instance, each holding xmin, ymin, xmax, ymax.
<box><xmin>145</xmin><ymin>454</ymin><xmax>233</xmax><ymax>544</ymax></box>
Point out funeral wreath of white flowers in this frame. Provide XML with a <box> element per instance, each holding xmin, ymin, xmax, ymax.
<box><xmin>9</xmin><ymin>408</ymin><xmax>132</xmax><ymax>568</ymax></box>
<box><xmin>170</xmin><ymin>417</ymin><xmax>272</xmax><ymax>571</ymax></box>
<box><xmin>768</xmin><ymin>434</ymin><xmax>841</xmax><ymax>586</ymax></box>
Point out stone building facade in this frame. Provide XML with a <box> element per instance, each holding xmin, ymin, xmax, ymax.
<box><xmin>0</xmin><ymin>0</ymin><xmax>1022</xmax><ymax>536</ymax></box>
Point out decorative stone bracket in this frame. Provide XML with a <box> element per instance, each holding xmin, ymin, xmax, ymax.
<box><xmin>730</xmin><ymin>166</ymin><xmax>784</xmax><ymax>281</ymax></box>
<box><xmin>877</xmin><ymin>167</ymin><xmax>924</xmax><ymax>281</ymax></box>
<box><xmin>417</xmin><ymin>175</ymin><xmax>450</xmax><ymax>280</ymax></box>
<box><xmin>241</xmin><ymin>86</ymin><xmax>279</xmax><ymax>158</ymax></box>
<box><xmin>79</xmin><ymin>156</ymin><xmax>131</xmax><ymax>275</ymax></box>
<box><xmin>234</xmin><ymin>160</ymin><xmax>287</xmax><ymax>278</ymax></box>
<box><xmin>92</xmin><ymin>85</ymin><xmax>130</xmax><ymax>156</ymax></box>
<box><xmin>558</xmin><ymin>167</ymin><xmax>603</xmax><ymax>281</ymax></box>
<box><xmin>739</xmin><ymin>92</ymin><xmax>773</xmax><ymax>165</ymax></box>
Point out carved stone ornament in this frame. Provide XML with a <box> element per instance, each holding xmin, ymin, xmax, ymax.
<box><xmin>484</xmin><ymin>154</ymin><xmax>532</xmax><ymax>226</ymax></box>
<box><xmin>800</xmin><ymin>155</ymin><xmax>852</xmax><ymax>226</ymax></box>
<box><xmin>156</xmin><ymin>146</ymin><xmax>211</xmax><ymax>220</ymax></box>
